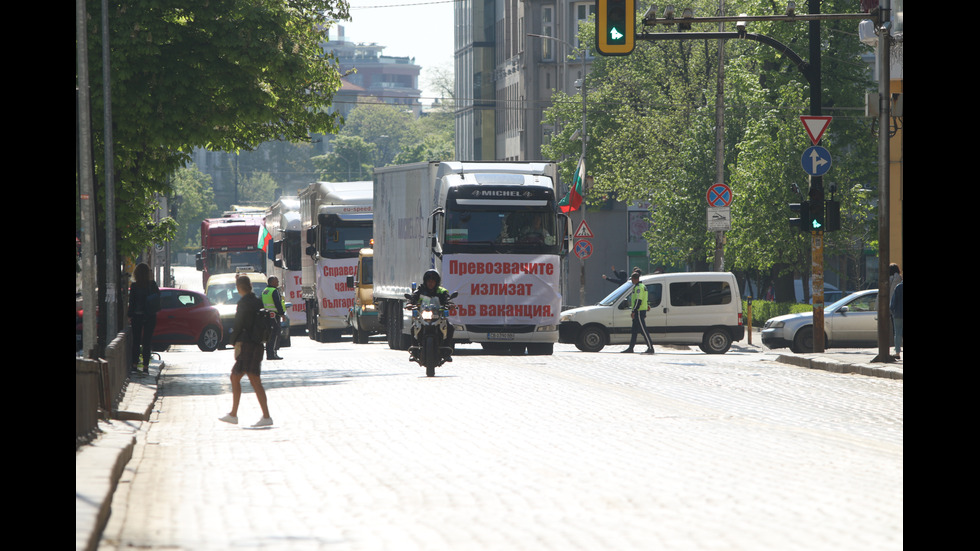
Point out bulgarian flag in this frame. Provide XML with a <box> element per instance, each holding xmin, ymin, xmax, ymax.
<box><xmin>558</xmin><ymin>156</ymin><xmax>585</xmax><ymax>214</ymax></box>
<box><xmin>257</xmin><ymin>225</ymin><xmax>272</xmax><ymax>252</ymax></box>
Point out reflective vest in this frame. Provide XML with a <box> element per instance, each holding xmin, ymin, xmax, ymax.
<box><xmin>630</xmin><ymin>283</ymin><xmax>649</xmax><ymax>312</ymax></box>
<box><xmin>262</xmin><ymin>287</ymin><xmax>280</xmax><ymax>312</ymax></box>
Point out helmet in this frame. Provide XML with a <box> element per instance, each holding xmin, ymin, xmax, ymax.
<box><xmin>422</xmin><ymin>269</ymin><xmax>441</xmax><ymax>287</ymax></box>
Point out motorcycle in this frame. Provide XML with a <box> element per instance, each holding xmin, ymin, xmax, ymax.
<box><xmin>404</xmin><ymin>290</ymin><xmax>458</xmax><ymax>377</ymax></box>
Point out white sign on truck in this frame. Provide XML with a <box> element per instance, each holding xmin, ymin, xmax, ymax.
<box><xmin>373</xmin><ymin>161</ymin><xmax>569</xmax><ymax>355</ymax></box>
<box><xmin>298</xmin><ymin>181</ymin><xmax>373</xmax><ymax>342</ymax></box>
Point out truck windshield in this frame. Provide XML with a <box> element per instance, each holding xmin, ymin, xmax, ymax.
<box><xmin>320</xmin><ymin>224</ymin><xmax>372</xmax><ymax>257</ymax></box>
<box><xmin>282</xmin><ymin>230</ymin><xmax>302</xmax><ymax>271</ymax></box>
<box><xmin>207</xmin><ymin>250</ymin><xmax>265</xmax><ymax>275</ymax></box>
<box><xmin>445</xmin><ymin>208</ymin><xmax>557</xmax><ymax>252</ymax></box>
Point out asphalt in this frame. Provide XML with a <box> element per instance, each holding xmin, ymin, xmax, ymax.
<box><xmin>75</xmin><ymin>340</ymin><xmax>902</xmax><ymax>551</ymax></box>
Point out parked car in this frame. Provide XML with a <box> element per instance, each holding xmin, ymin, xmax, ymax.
<box><xmin>153</xmin><ymin>288</ymin><xmax>223</xmax><ymax>352</ymax></box>
<box><xmin>559</xmin><ymin>272</ymin><xmax>745</xmax><ymax>354</ymax></box>
<box><xmin>205</xmin><ymin>272</ymin><xmax>268</xmax><ymax>347</ymax></box>
<box><xmin>761</xmin><ymin>289</ymin><xmax>879</xmax><ymax>353</ymax></box>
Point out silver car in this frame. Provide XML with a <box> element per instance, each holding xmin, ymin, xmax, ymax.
<box><xmin>761</xmin><ymin>289</ymin><xmax>879</xmax><ymax>353</ymax></box>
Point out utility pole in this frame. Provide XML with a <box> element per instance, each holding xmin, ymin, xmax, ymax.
<box><xmin>808</xmin><ymin>1</ymin><xmax>825</xmax><ymax>353</ymax></box>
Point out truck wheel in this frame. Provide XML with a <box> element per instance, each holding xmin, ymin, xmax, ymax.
<box><xmin>699</xmin><ymin>328</ymin><xmax>732</xmax><ymax>354</ymax></box>
<box><xmin>198</xmin><ymin>325</ymin><xmax>220</xmax><ymax>352</ymax></box>
<box><xmin>577</xmin><ymin>326</ymin><xmax>606</xmax><ymax>353</ymax></box>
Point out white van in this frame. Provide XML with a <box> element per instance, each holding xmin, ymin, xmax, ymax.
<box><xmin>558</xmin><ymin>272</ymin><xmax>745</xmax><ymax>354</ymax></box>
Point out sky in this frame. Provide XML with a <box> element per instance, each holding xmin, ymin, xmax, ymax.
<box><xmin>332</xmin><ymin>0</ymin><xmax>456</xmax><ymax>105</ymax></box>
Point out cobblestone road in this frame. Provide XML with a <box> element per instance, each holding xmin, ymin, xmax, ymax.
<box><xmin>99</xmin><ymin>338</ymin><xmax>902</xmax><ymax>551</ymax></box>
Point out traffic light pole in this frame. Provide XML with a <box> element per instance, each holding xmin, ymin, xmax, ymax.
<box><xmin>808</xmin><ymin>2</ymin><xmax>825</xmax><ymax>353</ymax></box>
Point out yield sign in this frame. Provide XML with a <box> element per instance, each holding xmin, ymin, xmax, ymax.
<box><xmin>800</xmin><ymin>116</ymin><xmax>832</xmax><ymax>145</ymax></box>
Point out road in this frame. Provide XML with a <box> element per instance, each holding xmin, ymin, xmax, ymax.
<box><xmin>98</xmin><ymin>324</ymin><xmax>902</xmax><ymax>550</ymax></box>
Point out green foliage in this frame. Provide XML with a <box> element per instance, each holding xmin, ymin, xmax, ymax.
<box><xmin>80</xmin><ymin>0</ymin><xmax>351</xmax><ymax>258</ymax></box>
<box><xmin>238</xmin><ymin>172</ymin><xmax>278</xmax><ymax>205</ymax></box>
<box><xmin>542</xmin><ymin>0</ymin><xmax>877</xmax><ymax>278</ymax></box>
<box><xmin>312</xmin><ymin>135</ymin><xmax>377</xmax><ymax>181</ymax></box>
<box><xmin>744</xmin><ymin>299</ymin><xmax>812</xmax><ymax>327</ymax></box>
<box><xmin>170</xmin><ymin>165</ymin><xmax>218</xmax><ymax>249</ymax></box>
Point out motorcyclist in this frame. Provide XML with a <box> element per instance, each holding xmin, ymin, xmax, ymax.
<box><xmin>408</xmin><ymin>269</ymin><xmax>454</xmax><ymax>361</ymax></box>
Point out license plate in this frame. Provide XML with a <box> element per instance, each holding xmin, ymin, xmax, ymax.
<box><xmin>488</xmin><ymin>332</ymin><xmax>515</xmax><ymax>341</ymax></box>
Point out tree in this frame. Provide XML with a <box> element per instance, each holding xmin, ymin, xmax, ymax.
<box><xmin>339</xmin><ymin>103</ymin><xmax>420</xmax><ymax>167</ymax></box>
<box><xmin>80</xmin><ymin>0</ymin><xmax>351</xmax><ymax>259</ymax></box>
<box><xmin>312</xmin><ymin>135</ymin><xmax>377</xmax><ymax>181</ymax></box>
<box><xmin>170</xmin><ymin>165</ymin><xmax>218</xmax><ymax>250</ymax></box>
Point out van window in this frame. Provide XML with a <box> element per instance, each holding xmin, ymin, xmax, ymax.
<box><xmin>646</xmin><ymin>283</ymin><xmax>663</xmax><ymax>308</ymax></box>
<box><xmin>669</xmin><ymin>281</ymin><xmax>732</xmax><ymax>307</ymax></box>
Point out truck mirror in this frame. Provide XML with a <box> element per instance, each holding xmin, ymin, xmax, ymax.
<box><xmin>274</xmin><ymin>259</ymin><xmax>283</xmax><ymax>268</ymax></box>
<box><xmin>346</xmin><ymin>275</ymin><xmax>355</xmax><ymax>289</ymax></box>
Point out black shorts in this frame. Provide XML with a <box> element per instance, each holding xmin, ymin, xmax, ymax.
<box><xmin>232</xmin><ymin>342</ymin><xmax>264</xmax><ymax>375</ymax></box>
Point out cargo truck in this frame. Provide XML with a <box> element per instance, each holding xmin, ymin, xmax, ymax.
<box><xmin>265</xmin><ymin>197</ymin><xmax>305</xmax><ymax>335</ymax></box>
<box><xmin>196</xmin><ymin>215</ymin><xmax>266</xmax><ymax>288</ymax></box>
<box><xmin>373</xmin><ymin>161</ymin><xmax>569</xmax><ymax>355</ymax></box>
<box><xmin>299</xmin><ymin>181</ymin><xmax>373</xmax><ymax>342</ymax></box>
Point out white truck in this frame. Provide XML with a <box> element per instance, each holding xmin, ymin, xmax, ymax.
<box><xmin>299</xmin><ymin>181</ymin><xmax>373</xmax><ymax>342</ymax></box>
<box><xmin>265</xmin><ymin>197</ymin><xmax>305</xmax><ymax>335</ymax></box>
<box><xmin>373</xmin><ymin>161</ymin><xmax>568</xmax><ymax>355</ymax></box>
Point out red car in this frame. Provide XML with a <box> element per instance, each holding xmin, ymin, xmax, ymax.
<box><xmin>152</xmin><ymin>288</ymin><xmax>223</xmax><ymax>352</ymax></box>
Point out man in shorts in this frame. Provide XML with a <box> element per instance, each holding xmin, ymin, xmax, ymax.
<box><xmin>219</xmin><ymin>275</ymin><xmax>273</xmax><ymax>427</ymax></box>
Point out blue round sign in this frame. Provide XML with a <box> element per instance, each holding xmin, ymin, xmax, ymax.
<box><xmin>801</xmin><ymin>146</ymin><xmax>832</xmax><ymax>176</ymax></box>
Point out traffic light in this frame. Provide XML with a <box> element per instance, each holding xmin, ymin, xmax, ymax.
<box><xmin>789</xmin><ymin>201</ymin><xmax>810</xmax><ymax>233</ymax></box>
<box><xmin>824</xmin><ymin>199</ymin><xmax>840</xmax><ymax>232</ymax></box>
<box><xmin>596</xmin><ymin>0</ymin><xmax>635</xmax><ymax>56</ymax></box>
<box><xmin>810</xmin><ymin>199</ymin><xmax>824</xmax><ymax>231</ymax></box>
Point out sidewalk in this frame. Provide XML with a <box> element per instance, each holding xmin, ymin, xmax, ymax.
<box><xmin>75</xmin><ymin>343</ymin><xmax>901</xmax><ymax>551</ymax></box>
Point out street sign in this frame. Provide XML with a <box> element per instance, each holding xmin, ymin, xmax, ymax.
<box><xmin>801</xmin><ymin>146</ymin><xmax>832</xmax><ymax>177</ymax></box>
<box><xmin>800</xmin><ymin>116</ymin><xmax>832</xmax><ymax>145</ymax></box>
<box><xmin>574</xmin><ymin>220</ymin><xmax>594</xmax><ymax>238</ymax></box>
<box><xmin>707</xmin><ymin>207</ymin><xmax>731</xmax><ymax>231</ymax></box>
<box><xmin>573</xmin><ymin>239</ymin><xmax>593</xmax><ymax>260</ymax></box>
<box><xmin>706</xmin><ymin>183</ymin><xmax>733</xmax><ymax>207</ymax></box>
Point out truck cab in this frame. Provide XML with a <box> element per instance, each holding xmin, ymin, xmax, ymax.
<box><xmin>345</xmin><ymin>246</ymin><xmax>382</xmax><ymax>343</ymax></box>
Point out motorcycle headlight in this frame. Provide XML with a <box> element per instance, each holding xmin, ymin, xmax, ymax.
<box><xmin>421</xmin><ymin>310</ymin><xmax>435</xmax><ymax>321</ymax></box>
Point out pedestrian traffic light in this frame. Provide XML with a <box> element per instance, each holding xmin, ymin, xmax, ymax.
<box><xmin>824</xmin><ymin>199</ymin><xmax>840</xmax><ymax>232</ymax></box>
<box><xmin>789</xmin><ymin>201</ymin><xmax>809</xmax><ymax>233</ymax></box>
<box><xmin>596</xmin><ymin>0</ymin><xmax>635</xmax><ymax>56</ymax></box>
<box><xmin>810</xmin><ymin>200</ymin><xmax>824</xmax><ymax>231</ymax></box>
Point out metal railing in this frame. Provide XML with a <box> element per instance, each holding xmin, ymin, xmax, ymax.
<box><xmin>75</xmin><ymin>330</ymin><xmax>131</xmax><ymax>449</ymax></box>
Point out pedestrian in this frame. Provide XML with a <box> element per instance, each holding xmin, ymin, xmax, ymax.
<box><xmin>127</xmin><ymin>262</ymin><xmax>160</xmax><ymax>373</ymax></box>
<box><xmin>219</xmin><ymin>275</ymin><xmax>273</xmax><ymax>427</ymax></box>
<box><xmin>887</xmin><ymin>263</ymin><xmax>902</xmax><ymax>350</ymax></box>
<box><xmin>262</xmin><ymin>276</ymin><xmax>286</xmax><ymax>360</ymax></box>
<box><xmin>602</xmin><ymin>265</ymin><xmax>628</xmax><ymax>286</ymax></box>
<box><xmin>890</xmin><ymin>280</ymin><xmax>903</xmax><ymax>360</ymax></box>
<box><xmin>621</xmin><ymin>269</ymin><xmax>654</xmax><ymax>354</ymax></box>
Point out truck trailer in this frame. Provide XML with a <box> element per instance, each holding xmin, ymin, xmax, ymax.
<box><xmin>196</xmin><ymin>215</ymin><xmax>266</xmax><ymax>288</ymax></box>
<box><xmin>299</xmin><ymin>181</ymin><xmax>373</xmax><ymax>342</ymax></box>
<box><xmin>265</xmin><ymin>197</ymin><xmax>306</xmax><ymax>334</ymax></box>
<box><xmin>373</xmin><ymin>161</ymin><xmax>568</xmax><ymax>355</ymax></box>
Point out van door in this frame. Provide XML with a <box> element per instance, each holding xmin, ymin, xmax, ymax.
<box><xmin>644</xmin><ymin>282</ymin><xmax>666</xmax><ymax>340</ymax></box>
<box><xmin>665</xmin><ymin>279</ymin><xmax>736</xmax><ymax>344</ymax></box>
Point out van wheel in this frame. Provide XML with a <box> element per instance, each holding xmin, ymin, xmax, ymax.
<box><xmin>699</xmin><ymin>328</ymin><xmax>731</xmax><ymax>354</ymax></box>
<box><xmin>577</xmin><ymin>326</ymin><xmax>606</xmax><ymax>353</ymax></box>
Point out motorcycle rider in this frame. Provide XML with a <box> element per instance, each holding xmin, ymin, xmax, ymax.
<box><xmin>408</xmin><ymin>269</ymin><xmax>454</xmax><ymax>361</ymax></box>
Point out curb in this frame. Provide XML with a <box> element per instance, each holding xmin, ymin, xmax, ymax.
<box><xmin>774</xmin><ymin>353</ymin><xmax>903</xmax><ymax>380</ymax></box>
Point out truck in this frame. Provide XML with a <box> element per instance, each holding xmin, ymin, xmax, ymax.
<box><xmin>372</xmin><ymin>161</ymin><xmax>568</xmax><ymax>355</ymax></box>
<box><xmin>265</xmin><ymin>197</ymin><xmax>306</xmax><ymax>335</ymax></box>
<box><xmin>299</xmin><ymin>181</ymin><xmax>373</xmax><ymax>342</ymax></box>
<box><xmin>196</xmin><ymin>215</ymin><xmax>266</xmax><ymax>288</ymax></box>
<box><xmin>345</xmin><ymin>246</ymin><xmax>383</xmax><ymax>344</ymax></box>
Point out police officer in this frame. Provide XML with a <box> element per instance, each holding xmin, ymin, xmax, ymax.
<box><xmin>622</xmin><ymin>269</ymin><xmax>655</xmax><ymax>354</ymax></box>
<box><xmin>262</xmin><ymin>276</ymin><xmax>286</xmax><ymax>360</ymax></box>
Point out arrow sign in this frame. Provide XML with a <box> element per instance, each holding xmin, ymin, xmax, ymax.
<box><xmin>800</xmin><ymin>116</ymin><xmax>832</xmax><ymax>145</ymax></box>
<box><xmin>802</xmin><ymin>146</ymin><xmax>832</xmax><ymax>176</ymax></box>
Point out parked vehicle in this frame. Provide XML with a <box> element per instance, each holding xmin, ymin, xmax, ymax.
<box><xmin>762</xmin><ymin>289</ymin><xmax>879</xmax><ymax>353</ymax></box>
<box><xmin>196</xmin><ymin>215</ymin><xmax>266</xmax><ymax>288</ymax></box>
<box><xmin>372</xmin><ymin>161</ymin><xmax>569</xmax><ymax>355</ymax></box>
<box><xmin>558</xmin><ymin>272</ymin><xmax>745</xmax><ymax>354</ymax></box>
<box><xmin>299</xmin><ymin>181</ymin><xmax>373</xmax><ymax>342</ymax></box>
<box><xmin>205</xmin><ymin>272</ymin><xmax>268</xmax><ymax>347</ymax></box>
<box><xmin>153</xmin><ymin>288</ymin><xmax>223</xmax><ymax>352</ymax></box>
<box><xmin>405</xmin><ymin>290</ymin><xmax>459</xmax><ymax>376</ymax></box>
<box><xmin>346</xmin><ymin>246</ymin><xmax>383</xmax><ymax>344</ymax></box>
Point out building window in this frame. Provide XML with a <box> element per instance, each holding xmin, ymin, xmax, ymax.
<box><xmin>541</xmin><ymin>5</ymin><xmax>554</xmax><ymax>61</ymax></box>
<box><xmin>573</xmin><ymin>2</ymin><xmax>596</xmax><ymax>55</ymax></box>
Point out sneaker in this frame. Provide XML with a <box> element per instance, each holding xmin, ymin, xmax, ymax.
<box><xmin>620</xmin><ymin>348</ymin><xmax>634</xmax><ymax>354</ymax></box>
<box><xmin>218</xmin><ymin>414</ymin><xmax>238</xmax><ymax>424</ymax></box>
<box><xmin>252</xmin><ymin>417</ymin><xmax>273</xmax><ymax>427</ymax></box>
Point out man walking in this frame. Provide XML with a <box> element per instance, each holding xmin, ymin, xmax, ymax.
<box><xmin>621</xmin><ymin>269</ymin><xmax>654</xmax><ymax>354</ymax></box>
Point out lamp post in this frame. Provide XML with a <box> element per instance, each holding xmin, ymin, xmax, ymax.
<box><xmin>528</xmin><ymin>32</ymin><xmax>589</xmax><ymax>306</ymax></box>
